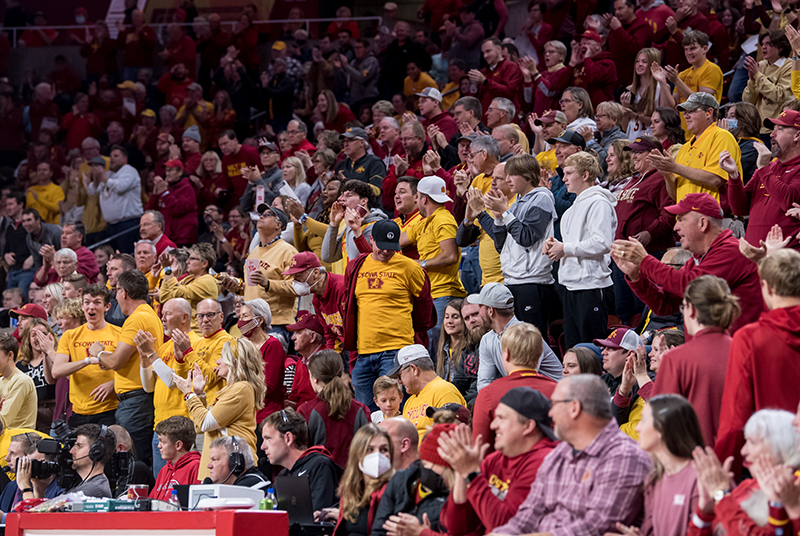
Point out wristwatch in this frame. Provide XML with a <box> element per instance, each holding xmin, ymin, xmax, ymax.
<box><xmin>421</xmin><ymin>260</ymin><xmax>428</xmax><ymax>269</ymax></box>
<box><xmin>299</xmin><ymin>213</ymin><xmax>309</xmax><ymax>224</ymax></box>
<box><xmin>164</xmin><ymin>267</ymin><xmax>173</xmax><ymax>276</ymax></box>
<box><xmin>713</xmin><ymin>489</ymin><xmax>731</xmax><ymax>502</ymax></box>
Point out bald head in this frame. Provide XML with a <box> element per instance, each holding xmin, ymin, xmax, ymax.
<box><xmin>380</xmin><ymin>417</ymin><xmax>419</xmax><ymax>470</ymax></box>
<box><xmin>197</xmin><ymin>299</ymin><xmax>223</xmax><ymax>336</ymax></box>
<box><xmin>108</xmin><ymin>425</ymin><xmax>133</xmax><ymax>452</ymax></box>
<box><xmin>162</xmin><ymin>298</ymin><xmax>192</xmax><ymax>336</ymax></box>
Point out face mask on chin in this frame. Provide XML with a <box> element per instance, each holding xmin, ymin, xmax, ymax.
<box><xmin>419</xmin><ymin>466</ymin><xmax>448</xmax><ymax>495</ymax></box>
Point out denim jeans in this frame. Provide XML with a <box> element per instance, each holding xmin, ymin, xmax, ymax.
<box><xmin>115</xmin><ymin>390</ymin><xmax>155</xmax><ymax>467</ymax></box>
<box><xmin>460</xmin><ymin>246</ymin><xmax>482</xmax><ymax>295</ymax></box>
<box><xmin>611</xmin><ymin>261</ymin><xmax>645</xmax><ymax>325</ymax></box>
<box><xmin>728</xmin><ymin>53</ymin><xmax>756</xmax><ymax>103</ymax></box>
<box><xmin>152</xmin><ymin>431</ymin><xmax>166</xmax><ymax>478</ymax></box>
<box><xmin>7</xmin><ymin>268</ymin><xmax>36</xmax><ymax>299</ymax></box>
<box><xmin>351</xmin><ymin>349</ymin><xmax>399</xmax><ymax>411</ymax></box>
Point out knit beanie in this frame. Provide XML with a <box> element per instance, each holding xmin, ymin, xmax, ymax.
<box><xmin>419</xmin><ymin>423</ymin><xmax>458</xmax><ymax>468</ymax></box>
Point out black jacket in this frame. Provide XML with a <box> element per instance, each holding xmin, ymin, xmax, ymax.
<box><xmin>371</xmin><ymin>460</ymin><xmax>448</xmax><ymax>536</ymax></box>
<box><xmin>105</xmin><ymin>297</ymin><xmax>127</xmax><ymax>327</ymax></box>
<box><xmin>279</xmin><ymin>446</ymin><xmax>342</xmax><ymax>511</ymax></box>
<box><xmin>234</xmin><ymin>467</ymin><xmax>271</xmax><ymax>491</ymax></box>
<box><xmin>260</xmin><ymin>72</ymin><xmax>296</xmax><ymax>128</ymax></box>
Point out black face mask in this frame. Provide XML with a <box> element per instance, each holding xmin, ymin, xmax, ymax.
<box><xmin>419</xmin><ymin>467</ymin><xmax>447</xmax><ymax>495</ymax></box>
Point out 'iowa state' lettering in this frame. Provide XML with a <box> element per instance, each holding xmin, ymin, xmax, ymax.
<box><xmin>405</xmin><ymin>403</ymin><xmax>429</xmax><ymax>423</ymax></box>
<box><xmin>227</xmin><ymin>162</ymin><xmax>246</xmax><ymax>177</ymax></box>
<box><xmin>357</xmin><ymin>271</ymin><xmax>399</xmax><ymax>279</ymax></box>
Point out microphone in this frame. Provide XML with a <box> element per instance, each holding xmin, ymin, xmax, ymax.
<box><xmin>202</xmin><ymin>477</ymin><xmax>212</xmax><ymax>485</ymax></box>
<box><xmin>2</xmin><ymin>466</ymin><xmax>13</xmax><ymax>473</ymax></box>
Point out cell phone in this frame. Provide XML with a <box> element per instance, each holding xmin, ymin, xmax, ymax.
<box><xmin>356</xmin><ymin>205</ymin><xmax>368</xmax><ymax>218</ymax></box>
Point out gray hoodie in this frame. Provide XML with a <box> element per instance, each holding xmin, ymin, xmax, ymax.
<box><xmin>321</xmin><ymin>208</ymin><xmax>388</xmax><ymax>263</ymax></box>
<box><xmin>239</xmin><ymin>166</ymin><xmax>284</xmax><ymax>213</ymax></box>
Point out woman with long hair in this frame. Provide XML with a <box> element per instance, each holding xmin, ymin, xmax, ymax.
<box><xmin>298</xmin><ymin>350</ymin><xmax>370</xmax><ymax>468</ymax></box>
<box><xmin>41</xmin><ymin>283</ymin><xmax>64</xmax><ymax>337</ymax></box>
<box><xmin>435</xmin><ymin>299</ymin><xmax>479</xmax><ymax>403</ymax></box>
<box><xmin>281</xmin><ymin>156</ymin><xmax>311</xmax><ymax>208</ymax></box>
<box><xmin>561</xmin><ymin>87</ymin><xmax>596</xmax><ymax>132</ymax></box>
<box><xmin>690</xmin><ymin>409</ymin><xmax>800</xmax><ymax>535</ymax></box>
<box><xmin>224</xmin><ymin>207</ymin><xmax>252</xmax><ymax>261</ymax></box>
<box><xmin>648</xmin><ymin>329</ymin><xmax>685</xmax><ymax>373</ymax></box>
<box><xmin>610</xmin><ymin>394</ymin><xmax>704</xmax><ymax>536</ymax></box>
<box><xmin>603</xmin><ymin>139</ymin><xmax>634</xmax><ymax>193</ymax></box>
<box><xmin>19</xmin><ymin>319</ymin><xmax>58</xmax><ymax>432</ymax></box>
<box><xmin>315</xmin><ymin>424</ymin><xmax>395</xmax><ymax>534</ymax></box>
<box><xmin>318</xmin><ymin>89</ymin><xmax>356</xmax><ymax>133</ymax></box>
<box><xmin>650</xmin><ymin>107</ymin><xmax>684</xmax><ymax>156</ymax></box>
<box><xmin>561</xmin><ymin>346</ymin><xmax>603</xmax><ymax>376</ymax></box>
<box><xmin>191</xmin><ymin>150</ymin><xmax>234</xmax><ymax>211</ymax></box>
<box><xmin>290</xmin><ymin>176</ymin><xmax>342</xmax><ymax>270</ymax></box>
<box><xmin>719</xmin><ymin>102</ymin><xmax>763</xmax><ymax>184</ymax></box>
<box><xmin>175</xmin><ymin>337</ymin><xmax>265</xmax><ymax>480</ymax></box>
<box><xmin>621</xmin><ymin>48</ymin><xmax>662</xmax><ymax>140</ymax></box>
<box><xmin>305</xmin><ymin>149</ymin><xmax>338</xmax><ymax>221</ymax></box>
<box><xmin>237</xmin><ymin>299</ymin><xmax>286</xmax><ymax>421</ymax></box>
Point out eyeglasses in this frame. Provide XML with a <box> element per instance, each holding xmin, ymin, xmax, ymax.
<box><xmin>595</xmin><ymin>113</ymin><xmax>607</xmax><ymax>119</ymax></box>
<box><xmin>559</xmin><ymin>98</ymin><xmax>576</xmax><ymax>105</ymax></box>
<box><xmin>196</xmin><ymin>312</ymin><xmax>221</xmax><ymax>320</ymax></box>
<box><xmin>468</xmin><ymin>150</ymin><xmax>484</xmax><ymax>159</ymax></box>
<box><xmin>188</xmin><ymin>256</ymin><xmax>202</xmax><ymax>262</ymax></box>
<box><xmin>286</xmin><ymin>130</ymin><xmax>301</xmax><ymax>135</ymax></box>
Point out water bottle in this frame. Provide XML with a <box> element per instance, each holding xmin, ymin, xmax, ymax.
<box><xmin>168</xmin><ymin>489</ymin><xmax>180</xmax><ymax>508</ymax></box>
<box><xmin>266</xmin><ymin>488</ymin><xmax>278</xmax><ymax>510</ymax></box>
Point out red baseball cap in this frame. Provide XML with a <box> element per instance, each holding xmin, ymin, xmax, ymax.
<box><xmin>286</xmin><ymin>311</ymin><xmax>324</xmax><ymax>335</ymax></box>
<box><xmin>10</xmin><ymin>304</ymin><xmax>47</xmax><ymax>320</ymax></box>
<box><xmin>282</xmin><ymin>252</ymin><xmax>322</xmax><ymax>275</ymax></box>
<box><xmin>665</xmin><ymin>193</ymin><xmax>723</xmax><ymax>220</ymax></box>
<box><xmin>575</xmin><ymin>30</ymin><xmax>603</xmax><ymax>44</ymax></box>
<box><xmin>164</xmin><ymin>159</ymin><xmax>184</xmax><ymax>171</ymax></box>
<box><xmin>764</xmin><ymin>110</ymin><xmax>800</xmax><ymax>130</ymax></box>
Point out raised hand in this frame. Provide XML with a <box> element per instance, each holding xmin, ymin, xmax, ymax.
<box><xmin>718</xmin><ymin>150</ymin><xmax>739</xmax><ymax>177</ymax></box>
<box><xmin>329</xmin><ymin>202</ymin><xmax>345</xmax><ymax>226</ymax></box>
<box><xmin>393</xmin><ymin>154</ymin><xmax>410</xmax><ymax>176</ymax></box>
<box><xmin>650</xmin><ymin>62</ymin><xmax>668</xmax><ymax>85</ymax></box>
<box><xmin>191</xmin><ymin>363</ymin><xmax>207</xmax><ymax>395</ymax></box>
<box><xmin>453</xmin><ymin>170</ymin><xmax>471</xmax><ymax>197</ymax></box>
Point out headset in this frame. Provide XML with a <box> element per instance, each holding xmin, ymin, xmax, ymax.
<box><xmin>88</xmin><ymin>425</ymin><xmax>109</xmax><ymax>464</ymax></box>
<box><xmin>228</xmin><ymin>436</ymin><xmax>245</xmax><ymax>476</ymax></box>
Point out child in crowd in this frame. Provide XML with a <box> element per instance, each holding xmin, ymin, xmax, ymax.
<box><xmin>371</xmin><ymin>376</ymin><xmax>402</xmax><ymax>424</ymax></box>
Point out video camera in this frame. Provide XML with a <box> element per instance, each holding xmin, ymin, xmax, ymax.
<box><xmin>32</xmin><ymin>420</ymin><xmax>80</xmax><ymax>490</ymax></box>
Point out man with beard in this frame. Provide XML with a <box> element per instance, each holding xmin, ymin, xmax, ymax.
<box><xmin>156</xmin><ymin>62</ymin><xmax>194</xmax><ymax>111</ymax></box>
<box><xmin>146</xmin><ymin>160</ymin><xmax>198</xmax><ymax>247</ymax></box>
<box><xmin>86</xmin><ymin>146</ymin><xmax>143</xmax><ymax>253</ymax></box>
<box><xmin>455</xmin><ymin>300</ymin><xmax>486</xmax><ymax>402</ymax></box>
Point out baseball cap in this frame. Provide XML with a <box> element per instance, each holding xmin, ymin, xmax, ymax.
<box><xmin>340</xmin><ymin>127</ymin><xmax>370</xmax><ymax>141</ymax></box>
<box><xmin>547</xmin><ymin>129</ymin><xmax>586</xmax><ymax>150</ymax></box>
<box><xmin>256</xmin><ymin>204</ymin><xmax>289</xmax><ymax>230</ymax></box>
<box><xmin>415</xmin><ymin>87</ymin><xmax>443</xmax><ymax>102</ymax></box>
<box><xmin>534</xmin><ymin>110</ymin><xmax>568</xmax><ymax>126</ymax></box>
<box><xmin>88</xmin><ymin>156</ymin><xmax>106</xmax><ymax>166</ymax></box>
<box><xmin>286</xmin><ymin>311</ymin><xmax>324</xmax><ymax>335</ymax></box>
<box><xmin>371</xmin><ymin>220</ymin><xmax>402</xmax><ymax>251</ymax></box>
<box><xmin>10</xmin><ymin>304</ymin><xmax>47</xmax><ymax>320</ymax></box>
<box><xmin>282</xmin><ymin>252</ymin><xmax>321</xmax><ymax>275</ymax></box>
<box><xmin>426</xmin><ymin>403</ymin><xmax>470</xmax><ymax>424</ymax></box>
<box><xmin>164</xmin><ymin>159</ymin><xmax>184</xmax><ymax>171</ymax></box>
<box><xmin>664</xmin><ymin>192</ymin><xmax>723</xmax><ymax>220</ymax></box>
<box><xmin>187</xmin><ymin>82</ymin><xmax>202</xmax><ymax>92</ymax></box>
<box><xmin>417</xmin><ymin>176</ymin><xmax>452</xmax><ymax>203</ymax></box>
<box><xmin>499</xmin><ymin>387</ymin><xmax>556</xmax><ymax>441</ymax></box>
<box><xmin>117</xmin><ymin>80</ymin><xmax>136</xmax><ymax>90</ymax></box>
<box><xmin>593</xmin><ymin>327</ymin><xmax>643</xmax><ymax>351</ymax></box>
<box><xmin>388</xmin><ymin>344</ymin><xmax>430</xmax><ymax>377</ymax></box>
<box><xmin>575</xmin><ymin>30</ymin><xmax>603</xmax><ymax>43</ymax></box>
<box><xmin>258</xmin><ymin>137</ymin><xmax>279</xmax><ymax>153</ymax></box>
<box><xmin>272</xmin><ymin>41</ymin><xmax>287</xmax><ymax>51</ymax></box>
<box><xmin>466</xmin><ymin>282</ymin><xmax>514</xmax><ymax>309</ymax></box>
<box><xmin>624</xmin><ymin>137</ymin><xmax>662</xmax><ymax>153</ymax></box>
<box><xmin>677</xmin><ymin>92</ymin><xmax>719</xmax><ymax>112</ymax></box>
<box><xmin>182</xmin><ymin>125</ymin><xmax>201</xmax><ymax>143</ymax></box>
<box><xmin>141</xmin><ymin>109</ymin><xmax>156</xmax><ymax>118</ymax></box>
<box><xmin>764</xmin><ymin>109</ymin><xmax>800</xmax><ymax>130</ymax></box>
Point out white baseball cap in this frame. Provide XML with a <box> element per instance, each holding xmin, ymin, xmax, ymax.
<box><xmin>415</xmin><ymin>87</ymin><xmax>443</xmax><ymax>102</ymax></box>
<box><xmin>388</xmin><ymin>344</ymin><xmax>430</xmax><ymax>377</ymax></box>
<box><xmin>417</xmin><ymin>176</ymin><xmax>452</xmax><ymax>204</ymax></box>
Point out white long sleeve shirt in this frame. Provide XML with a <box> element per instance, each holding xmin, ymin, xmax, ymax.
<box><xmin>86</xmin><ymin>164</ymin><xmax>143</xmax><ymax>224</ymax></box>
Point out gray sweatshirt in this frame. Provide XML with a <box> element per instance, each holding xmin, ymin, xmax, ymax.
<box><xmin>321</xmin><ymin>208</ymin><xmax>387</xmax><ymax>263</ymax></box>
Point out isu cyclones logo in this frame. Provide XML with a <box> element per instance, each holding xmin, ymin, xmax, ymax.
<box><xmin>367</xmin><ymin>278</ymin><xmax>384</xmax><ymax>289</ymax></box>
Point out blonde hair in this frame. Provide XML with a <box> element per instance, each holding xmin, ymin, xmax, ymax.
<box><xmin>221</xmin><ymin>338</ymin><xmax>266</xmax><ymax>410</ymax></box>
<box><xmin>608</xmin><ymin>139</ymin><xmax>634</xmax><ymax>186</ymax></box>
<box><xmin>281</xmin><ymin>156</ymin><xmax>307</xmax><ymax>185</ymax></box>
<box><xmin>596</xmin><ymin>101</ymin><xmax>625</xmax><ymax>125</ymax></box>
<box><xmin>501</xmin><ymin>322</ymin><xmax>543</xmax><ymax>368</ymax></box>
<box><xmin>630</xmin><ymin>48</ymin><xmax>661</xmax><ymax>118</ymax></box>
<box><xmin>197</xmin><ymin>151</ymin><xmax>222</xmax><ymax>177</ymax></box>
<box><xmin>759</xmin><ymin>249</ymin><xmax>800</xmax><ymax>297</ymax></box>
<box><xmin>372</xmin><ymin>376</ymin><xmax>402</xmax><ymax>398</ymax></box>
<box><xmin>564</xmin><ymin>151</ymin><xmax>601</xmax><ymax>182</ymax></box>
<box><xmin>337</xmin><ymin>424</ymin><xmax>394</xmax><ymax>523</ymax></box>
<box><xmin>18</xmin><ymin>318</ymin><xmax>56</xmax><ymax>365</ymax></box>
<box><xmin>54</xmin><ymin>298</ymin><xmax>86</xmax><ymax>324</ymax></box>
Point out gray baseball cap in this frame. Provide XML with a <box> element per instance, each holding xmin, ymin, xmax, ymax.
<box><xmin>466</xmin><ymin>282</ymin><xmax>514</xmax><ymax>309</ymax></box>
<box><xmin>677</xmin><ymin>92</ymin><xmax>719</xmax><ymax>112</ymax></box>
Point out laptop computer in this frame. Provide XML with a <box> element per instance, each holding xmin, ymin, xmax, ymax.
<box><xmin>273</xmin><ymin>476</ymin><xmax>335</xmax><ymax>535</ymax></box>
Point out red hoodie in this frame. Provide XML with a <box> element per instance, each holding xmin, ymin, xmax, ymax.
<box><xmin>149</xmin><ymin>450</ymin><xmax>201</xmax><ymax>501</ymax></box>
<box><xmin>146</xmin><ymin>176</ymin><xmax>198</xmax><ymax>245</ymax></box>
<box><xmin>477</xmin><ymin>59</ymin><xmax>523</xmax><ymax>123</ymax></box>
<box><xmin>715</xmin><ymin>305</ymin><xmax>800</xmax><ymax>478</ymax></box>
<box><xmin>566</xmin><ymin>51</ymin><xmax>618</xmax><ymax>108</ymax></box>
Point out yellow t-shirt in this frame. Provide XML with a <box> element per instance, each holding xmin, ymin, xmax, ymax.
<box><xmin>56</xmin><ymin>323</ymin><xmax>120</xmax><ymax>415</ymax></box>
<box><xmin>674</xmin><ymin>124</ymin><xmax>742</xmax><ymax>201</ymax></box>
<box><xmin>403</xmin><ymin>73</ymin><xmax>438</xmax><ymax>110</ymax></box>
<box><xmin>0</xmin><ymin>428</ymin><xmax>49</xmax><ymax>478</ymax></box>
<box><xmin>403</xmin><ymin>376</ymin><xmax>467</xmax><ymax>442</ymax></box>
<box><xmin>26</xmin><ymin>183</ymin><xmax>65</xmax><ymax>225</ymax></box>
<box><xmin>189</xmin><ymin>329</ymin><xmax>233</xmax><ymax>402</ymax></box>
<box><xmin>117</xmin><ymin>303</ymin><xmax>164</xmax><ymax>394</ymax></box>
<box><xmin>675</xmin><ymin>59</ymin><xmax>724</xmax><ymax>140</ymax></box>
<box><xmin>406</xmin><ymin>207</ymin><xmax>466</xmax><ymax>299</ymax></box>
<box><xmin>355</xmin><ymin>253</ymin><xmax>427</xmax><ymax>354</ymax></box>
<box><xmin>151</xmin><ymin>332</ymin><xmax>201</xmax><ymax>426</ymax></box>
<box><xmin>159</xmin><ymin>273</ymin><xmax>219</xmax><ymax>331</ymax></box>
<box><xmin>441</xmin><ymin>82</ymin><xmax>461</xmax><ymax>112</ymax></box>
<box><xmin>0</xmin><ymin>368</ymin><xmax>37</xmax><ymax>429</ymax></box>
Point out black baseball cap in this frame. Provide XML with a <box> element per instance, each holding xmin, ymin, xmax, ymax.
<box><xmin>547</xmin><ymin>129</ymin><xmax>586</xmax><ymax>150</ymax></box>
<box><xmin>499</xmin><ymin>387</ymin><xmax>556</xmax><ymax>441</ymax></box>
<box><xmin>256</xmin><ymin>204</ymin><xmax>289</xmax><ymax>230</ymax></box>
<box><xmin>371</xmin><ymin>220</ymin><xmax>401</xmax><ymax>251</ymax></box>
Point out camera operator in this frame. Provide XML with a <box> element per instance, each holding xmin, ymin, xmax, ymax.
<box><xmin>206</xmin><ymin>436</ymin><xmax>270</xmax><ymax>491</ymax></box>
<box><xmin>0</xmin><ymin>433</ymin><xmax>59</xmax><ymax>513</ymax></box>
<box><xmin>106</xmin><ymin>424</ymin><xmax>154</xmax><ymax>497</ymax></box>
<box><xmin>67</xmin><ymin>424</ymin><xmax>116</xmax><ymax>498</ymax></box>
<box><xmin>15</xmin><ymin>436</ymin><xmax>64</xmax><ymax>502</ymax></box>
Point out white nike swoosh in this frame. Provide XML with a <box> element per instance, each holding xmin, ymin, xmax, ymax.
<box><xmin>298</xmin><ymin>470</ymin><xmax>307</xmax><ymax>476</ymax></box>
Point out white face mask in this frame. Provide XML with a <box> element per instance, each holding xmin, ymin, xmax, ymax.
<box><xmin>292</xmin><ymin>272</ymin><xmax>319</xmax><ymax>296</ymax></box>
<box><xmin>75</xmin><ymin>15</ymin><xmax>86</xmax><ymax>24</ymax></box>
<box><xmin>359</xmin><ymin>451</ymin><xmax>392</xmax><ymax>479</ymax></box>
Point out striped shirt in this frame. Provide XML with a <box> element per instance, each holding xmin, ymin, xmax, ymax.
<box><xmin>493</xmin><ymin>420</ymin><xmax>652</xmax><ymax>536</ymax></box>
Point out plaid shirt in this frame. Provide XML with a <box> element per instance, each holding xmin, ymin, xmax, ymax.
<box><xmin>494</xmin><ymin>420</ymin><xmax>651</xmax><ymax>536</ymax></box>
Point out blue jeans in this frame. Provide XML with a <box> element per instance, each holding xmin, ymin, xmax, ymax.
<box><xmin>152</xmin><ymin>431</ymin><xmax>166</xmax><ymax>478</ymax></box>
<box><xmin>612</xmin><ymin>261</ymin><xmax>645</xmax><ymax>325</ymax></box>
<box><xmin>7</xmin><ymin>268</ymin><xmax>36</xmax><ymax>299</ymax></box>
<box><xmin>115</xmin><ymin>390</ymin><xmax>155</xmax><ymax>467</ymax></box>
<box><xmin>460</xmin><ymin>246</ymin><xmax>482</xmax><ymax>295</ymax></box>
<box><xmin>351</xmin><ymin>349</ymin><xmax>399</xmax><ymax>412</ymax></box>
<box><xmin>728</xmin><ymin>53</ymin><xmax>756</xmax><ymax>103</ymax></box>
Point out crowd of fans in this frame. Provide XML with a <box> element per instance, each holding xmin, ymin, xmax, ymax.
<box><xmin>0</xmin><ymin>0</ymin><xmax>799</xmax><ymax>533</ymax></box>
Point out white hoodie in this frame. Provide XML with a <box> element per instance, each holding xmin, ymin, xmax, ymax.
<box><xmin>558</xmin><ymin>185</ymin><xmax>618</xmax><ymax>291</ymax></box>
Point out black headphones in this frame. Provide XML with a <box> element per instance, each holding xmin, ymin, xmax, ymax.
<box><xmin>228</xmin><ymin>436</ymin><xmax>245</xmax><ymax>476</ymax></box>
<box><xmin>88</xmin><ymin>425</ymin><xmax>109</xmax><ymax>463</ymax></box>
